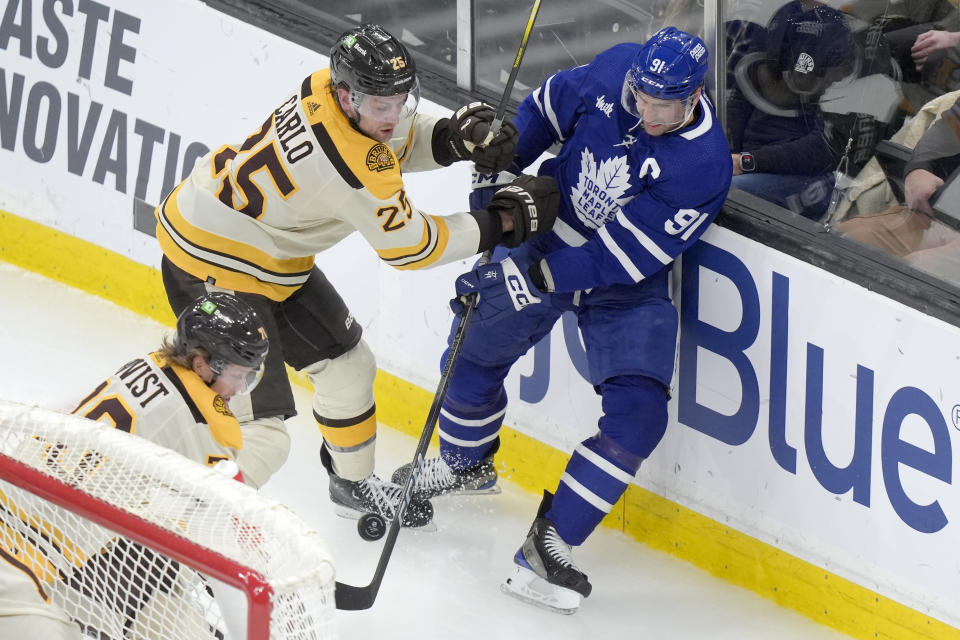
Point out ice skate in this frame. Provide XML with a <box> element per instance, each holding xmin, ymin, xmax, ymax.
<box><xmin>501</xmin><ymin>492</ymin><xmax>591</xmax><ymax>614</ymax></box>
<box><xmin>391</xmin><ymin>454</ymin><xmax>500</xmax><ymax>501</ymax></box>
<box><xmin>327</xmin><ymin>471</ymin><xmax>436</xmax><ymax>530</ymax></box>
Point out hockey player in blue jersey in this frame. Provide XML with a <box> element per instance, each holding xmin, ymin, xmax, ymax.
<box><xmin>392</xmin><ymin>27</ymin><xmax>732</xmax><ymax>612</ymax></box>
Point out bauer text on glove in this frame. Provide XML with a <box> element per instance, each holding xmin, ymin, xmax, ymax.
<box><xmin>488</xmin><ymin>175</ymin><xmax>560</xmax><ymax>248</ymax></box>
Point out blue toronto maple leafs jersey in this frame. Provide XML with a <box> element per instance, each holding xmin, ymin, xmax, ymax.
<box><xmin>514</xmin><ymin>43</ymin><xmax>732</xmax><ymax>293</ymax></box>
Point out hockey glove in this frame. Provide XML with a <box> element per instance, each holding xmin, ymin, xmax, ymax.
<box><xmin>488</xmin><ymin>175</ymin><xmax>560</xmax><ymax>248</ymax></box>
<box><xmin>451</xmin><ymin>257</ymin><xmax>544</xmax><ymax>324</ymax></box>
<box><xmin>443</xmin><ymin>102</ymin><xmax>519</xmax><ymax>174</ymax></box>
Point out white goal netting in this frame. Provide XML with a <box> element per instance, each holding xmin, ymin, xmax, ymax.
<box><xmin>0</xmin><ymin>401</ymin><xmax>337</xmax><ymax>640</ymax></box>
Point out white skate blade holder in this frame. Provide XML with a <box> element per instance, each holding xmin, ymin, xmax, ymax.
<box><xmin>441</xmin><ymin>484</ymin><xmax>502</xmax><ymax>498</ymax></box>
<box><xmin>500</xmin><ymin>564</ymin><xmax>582</xmax><ymax>615</ymax></box>
<box><xmin>333</xmin><ymin>504</ymin><xmax>439</xmax><ymax>533</ymax></box>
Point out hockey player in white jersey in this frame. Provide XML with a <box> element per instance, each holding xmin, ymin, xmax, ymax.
<box><xmin>0</xmin><ymin>292</ymin><xmax>268</xmax><ymax>639</ymax></box>
<box><xmin>72</xmin><ymin>291</ymin><xmax>269</xmax><ymax>476</ymax></box>
<box><xmin>156</xmin><ymin>24</ymin><xmax>559</xmax><ymax>530</ymax></box>
<box><xmin>392</xmin><ymin>27</ymin><xmax>733</xmax><ymax>612</ymax></box>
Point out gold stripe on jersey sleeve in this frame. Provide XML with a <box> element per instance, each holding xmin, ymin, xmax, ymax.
<box><xmin>0</xmin><ymin>544</ymin><xmax>51</xmax><ymax>600</ymax></box>
<box><xmin>0</xmin><ymin>487</ymin><xmax>90</xmax><ymax>571</ymax></box>
<box><xmin>375</xmin><ymin>214</ymin><xmax>434</xmax><ymax>261</ymax></box>
<box><xmin>387</xmin><ymin>215</ymin><xmax>452</xmax><ymax>270</ymax></box>
<box><xmin>151</xmin><ymin>353</ymin><xmax>243</xmax><ymax>450</ymax></box>
<box><xmin>301</xmin><ymin>69</ymin><xmax>404</xmax><ymax>201</ymax></box>
<box><xmin>0</xmin><ymin>523</ymin><xmax>58</xmax><ymax>593</ymax></box>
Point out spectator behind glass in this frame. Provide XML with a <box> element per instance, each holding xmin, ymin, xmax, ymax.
<box><xmin>835</xmin><ymin>94</ymin><xmax>960</xmax><ymax>283</ymax></box>
<box><xmin>843</xmin><ymin>0</ymin><xmax>960</xmax><ymax>120</ymax></box>
<box><xmin>726</xmin><ymin>1</ymin><xmax>856</xmax><ymax>220</ymax></box>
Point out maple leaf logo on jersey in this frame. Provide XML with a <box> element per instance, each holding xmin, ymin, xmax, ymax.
<box><xmin>570</xmin><ymin>148</ymin><xmax>632</xmax><ymax>229</ymax></box>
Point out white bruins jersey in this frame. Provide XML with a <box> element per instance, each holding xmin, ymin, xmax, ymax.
<box><xmin>157</xmin><ymin>68</ymin><xmax>482</xmax><ymax>301</ymax></box>
<box><xmin>71</xmin><ymin>352</ymin><xmax>242</xmax><ymax>468</ymax></box>
<box><xmin>0</xmin><ymin>353</ymin><xmax>241</xmax><ymax>625</ymax></box>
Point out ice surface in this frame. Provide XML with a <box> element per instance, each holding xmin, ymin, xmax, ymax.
<box><xmin>0</xmin><ymin>262</ymin><xmax>851</xmax><ymax>640</ymax></box>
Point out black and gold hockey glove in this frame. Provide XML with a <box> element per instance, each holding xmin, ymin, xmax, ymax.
<box><xmin>487</xmin><ymin>175</ymin><xmax>559</xmax><ymax>248</ymax></box>
<box><xmin>437</xmin><ymin>102</ymin><xmax>519</xmax><ymax>174</ymax></box>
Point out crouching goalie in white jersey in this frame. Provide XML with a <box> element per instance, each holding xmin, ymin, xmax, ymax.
<box><xmin>155</xmin><ymin>23</ymin><xmax>559</xmax><ymax>530</ymax></box>
<box><xmin>0</xmin><ymin>292</ymin><xmax>269</xmax><ymax>639</ymax></box>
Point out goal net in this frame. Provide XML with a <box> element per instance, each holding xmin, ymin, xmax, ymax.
<box><xmin>0</xmin><ymin>400</ymin><xmax>337</xmax><ymax>640</ymax></box>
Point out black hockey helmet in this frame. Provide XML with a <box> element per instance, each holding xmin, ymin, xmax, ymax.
<box><xmin>175</xmin><ymin>292</ymin><xmax>269</xmax><ymax>377</ymax></box>
<box><xmin>330</xmin><ymin>24</ymin><xmax>417</xmax><ymax>96</ymax></box>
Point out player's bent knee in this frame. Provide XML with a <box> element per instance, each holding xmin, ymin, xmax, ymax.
<box><xmin>441</xmin><ymin>354</ymin><xmax>510</xmax><ymax>409</ymax></box>
<box><xmin>598</xmin><ymin>375</ymin><xmax>668</xmax><ymax>459</ymax></box>
<box><xmin>303</xmin><ymin>339</ymin><xmax>377</xmax><ymax>419</ymax></box>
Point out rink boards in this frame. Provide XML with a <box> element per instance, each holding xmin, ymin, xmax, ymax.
<box><xmin>1</xmin><ymin>1</ymin><xmax>959</xmax><ymax>638</ymax></box>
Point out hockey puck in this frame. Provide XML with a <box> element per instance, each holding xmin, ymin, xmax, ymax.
<box><xmin>357</xmin><ymin>513</ymin><xmax>386</xmax><ymax>541</ymax></box>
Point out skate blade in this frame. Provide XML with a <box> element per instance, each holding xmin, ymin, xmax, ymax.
<box><xmin>445</xmin><ymin>484</ymin><xmax>502</xmax><ymax>498</ymax></box>
<box><xmin>499</xmin><ymin>565</ymin><xmax>581</xmax><ymax>615</ymax></box>
<box><xmin>333</xmin><ymin>505</ymin><xmax>438</xmax><ymax>532</ymax></box>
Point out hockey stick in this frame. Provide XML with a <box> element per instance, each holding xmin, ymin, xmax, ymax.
<box><xmin>483</xmin><ymin>0</ymin><xmax>543</xmax><ymax>144</ymax></box>
<box><xmin>334</xmin><ymin>2</ymin><xmax>544</xmax><ymax>611</ymax></box>
<box><xmin>334</xmin><ymin>271</ymin><xmax>483</xmax><ymax>611</ymax></box>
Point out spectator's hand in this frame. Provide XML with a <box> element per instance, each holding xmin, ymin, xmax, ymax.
<box><xmin>904</xmin><ymin>168</ymin><xmax>943</xmax><ymax>215</ymax></box>
<box><xmin>731</xmin><ymin>153</ymin><xmax>743</xmax><ymax>177</ymax></box>
<box><xmin>911</xmin><ymin>30</ymin><xmax>960</xmax><ymax>70</ymax></box>
<box><xmin>444</xmin><ymin>102</ymin><xmax>519</xmax><ymax>174</ymax></box>
<box><xmin>450</xmin><ymin>257</ymin><xmax>543</xmax><ymax>323</ymax></box>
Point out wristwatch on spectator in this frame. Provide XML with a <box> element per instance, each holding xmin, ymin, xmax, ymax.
<box><xmin>739</xmin><ymin>152</ymin><xmax>756</xmax><ymax>173</ymax></box>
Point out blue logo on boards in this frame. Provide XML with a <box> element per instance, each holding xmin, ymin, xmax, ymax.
<box><xmin>678</xmin><ymin>241</ymin><xmax>952</xmax><ymax>534</ymax></box>
<box><xmin>518</xmin><ymin>240</ymin><xmax>954</xmax><ymax>534</ymax></box>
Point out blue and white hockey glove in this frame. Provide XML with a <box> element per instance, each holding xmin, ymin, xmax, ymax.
<box><xmin>470</xmin><ymin>166</ymin><xmax>519</xmax><ymax>210</ymax></box>
<box><xmin>451</xmin><ymin>257</ymin><xmax>552</xmax><ymax>324</ymax></box>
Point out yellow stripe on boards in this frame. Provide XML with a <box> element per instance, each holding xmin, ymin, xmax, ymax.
<box><xmin>0</xmin><ymin>210</ymin><xmax>174</xmax><ymax>326</ymax></box>
<box><xmin>1</xmin><ymin>208</ymin><xmax>956</xmax><ymax>640</ymax></box>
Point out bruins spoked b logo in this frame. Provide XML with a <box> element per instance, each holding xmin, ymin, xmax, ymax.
<box><xmin>213</xmin><ymin>395</ymin><xmax>235</xmax><ymax>417</ymax></box>
<box><xmin>366</xmin><ymin>144</ymin><xmax>396</xmax><ymax>172</ymax></box>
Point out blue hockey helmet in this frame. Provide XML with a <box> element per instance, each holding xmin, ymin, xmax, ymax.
<box><xmin>621</xmin><ymin>27</ymin><xmax>709</xmax><ymax>130</ymax></box>
<box><xmin>626</xmin><ymin>27</ymin><xmax>709</xmax><ymax>101</ymax></box>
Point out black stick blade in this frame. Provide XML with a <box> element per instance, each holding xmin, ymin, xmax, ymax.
<box><xmin>335</xmin><ymin>581</ymin><xmax>375</xmax><ymax>610</ymax></box>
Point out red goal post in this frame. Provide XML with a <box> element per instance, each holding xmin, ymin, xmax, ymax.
<box><xmin>0</xmin><ymin>401</ymin><xmax>337</xmax><ymax>640</ymax></box>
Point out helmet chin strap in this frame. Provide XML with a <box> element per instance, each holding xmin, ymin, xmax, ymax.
<box><xmin>331</xmin><ymin>84</ymin><xmax>364</xmax><ymax>133</ymax></box>
<box><xmin>205</xmin><ymin>357</ymin><xmax>225</xmax><ymax>387</ymax></box>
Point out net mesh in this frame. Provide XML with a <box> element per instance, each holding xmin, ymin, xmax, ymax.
<box><xmin>0</xmin><ymin>400</ymin><xmax>337</xmax><ymax>640</ymax></box>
